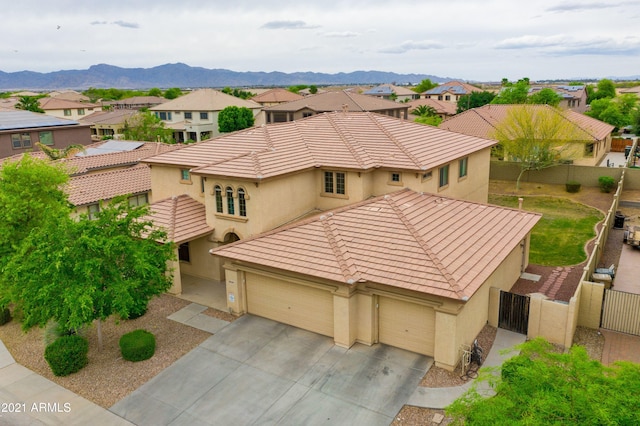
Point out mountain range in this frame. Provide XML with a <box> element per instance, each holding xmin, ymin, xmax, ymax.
<box><xmin>0</xmin><ymin>63</ymin><xmax>452</xmax><ymax>91</ymax></box>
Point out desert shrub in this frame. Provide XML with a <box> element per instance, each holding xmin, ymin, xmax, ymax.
<box><xmin>598</xmin><ymin>176</ymin><xmax>616</xmax><ymax>193</ymax></box>
<box><xmin>0</xmin><ymin>307</ymin><xmax>11</xmax><ymax>325</ymax></box>
<box><xmin>44</xmin><ymin>335</ymin><xmax>89</xmax><ymax>376</ymax></box>
<box><xmin>119</xmin><ymin>329</ymin><xmax>155</xmax><ymax>362</ymax></box>
<box><xmin>565</xmin><ymin>181</ymin><xmax>581</xmax><ymax>193</ymax></box>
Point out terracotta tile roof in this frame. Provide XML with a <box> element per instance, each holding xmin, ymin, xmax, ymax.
<box><xmin>263</xmin><ymin>90</ymin><xmax>408</xmax><ymax>113</ymax></box>
<box><xmin>439</xmin><ymin>104</ymin><xmax>614</xmax><ymax>142</ymax></box>
<box><xmin>67</xmin><ymin>164</ymin><xmax>150</xmax><ymax>206</ymax></box>
<box><xmin>38</xmin><ymin>97</ymin><xmax>100</xmax><ymax>110</ymax></box>
<box><xmin>251</xmin><ymin>88</ymin><xmax>304</xmax><ymax>104</ymax></box>
<box><xmin>106</xmin><ymin>96</ymin><xmax>166</xmax><ymax>107</ymax></box>
<box><xmin>77</xmin><ymin>109</ymin><xmax>138</xmax><ymax>125</ymax></box>
<box><xmin>145</xmin><ymin>194</ymin><xmax>212</xmax><ymax>243</ymax></box>
<box><xmin>213</xmin><ymin>189</ymin><xmax>541</xmax><ymax>300</ymax></box>
<box><xmin>406</xmin><ymin>98</ymin><xmax>457</xmax><ymax>116</ymax></box>
<box><xmin>424</xmin><ymin>81</ymin><xmax>482</xmax><ymax>96</ymax></box>
<box><xmin>48</xmin><ymin>91</ymin><xmax>91</xmax><ymax>102</ymax></box>
<box><xmin>149</xmin><ymin>88</ymin><xmax>261</xmax><ymax>112</ymax></box>
<box><xmin>143</xmin><ymin>111</ymin><xmax>496</xmax><ymax>180</ymax></box>
<box><xmin>61</xmin><ymin>141</ymin><xmax>182</xmax><ymax>175</ymax></box>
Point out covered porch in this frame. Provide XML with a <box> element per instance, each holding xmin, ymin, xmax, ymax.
<box><xmin>177</xmin><ymin>274</ymin><xmax>228</xmax><ymax>312</ymax></box>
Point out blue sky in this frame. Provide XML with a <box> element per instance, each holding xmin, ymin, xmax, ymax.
<box><xmin>2</xmin><ymin>0</ymin><xmax>639</xmax><ymax>81</ymax></box>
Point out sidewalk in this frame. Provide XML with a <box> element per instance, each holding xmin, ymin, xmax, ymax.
<box><xmin>407</xmin><ymin>328</ymin><xmax>526</xmax><ymax>409</ymax></box>
<box><xmin>0</xmin><ymin>338</ymin><xmax>133</xmax><ymax>425</ymax></box>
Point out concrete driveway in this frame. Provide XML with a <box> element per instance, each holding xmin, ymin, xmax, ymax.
<box><xmin>110</xmin><ymin>315</ymin><xmax>430</xmax><ymax>425</ymax></box>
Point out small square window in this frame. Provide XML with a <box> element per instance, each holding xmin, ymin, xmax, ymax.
<box><xmin>391</xmin><ymin>172</ymin><xmax>401</xmax><ymax>182</ymax></box>
<box><xmin>180</xmin><ymin>169</ymin><xmax>190</xmax><ymax>181</ymax></box>
<box><xmin>184</xmin><ymin>112</ymin><xmax>192</xmax><ymax>120</ymax></box>
<box><xmin>63</xmin><ymin>109</ymin><xmax>71</xmax><ymax>116</ymax></box>
<box><xmin>200</xmin><ymin>112</ymin><xmax>208</xmax><ymax>120</ymax></box>
<box><xmin>77</xmin><ymin>108</ymin><xmax>85</xmax><ymax>115</ymax></box>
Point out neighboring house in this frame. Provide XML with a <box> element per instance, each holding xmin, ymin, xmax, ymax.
<box><xmin>68</xmin><ymin>163</ymin><xmax>152</xmax><ymax>219</ymax></box>
<box><xmin>48</xmin><ymin>90</ymin><xmax>91</xmax><ymax>103</ymax></box>
<box><xmin>528</xmin><ymin>85</ymin><xmax>588</xmax><ymax>113</ymax></box>
<box><xmin>423</xmin><ymin>81</ymin><xmax>482</xmax><ymax>103</ymax></box>
<box><xmin>143</xmin><ymin>111</ymin><xmax>496</xmax><ymax>296</ymax></box>
<box><xmin>0</xmin><ymin>110</ymin><xmax>92</xmax><ymax>159</ymax></box>
<box><xmin>363</xmin><ymin>84</ymin><xmax>420</xmax><ymax>102</ymax></box>
<box><xmin>213</xmin><ymin>188</ymin><xmax>540</xmax><ymax>371</ymax></box>
<box><xmin>439</xmin><ymin>104</ymin><xmax>615</xmax><ymax>166</ymax></box>
<box><xmin>618</xmin><ymin>86</ymin><xmax>640</xmax><ymax>96</ymax></box>
<box><xmin>263</xmin><ymin>90</ymin><xmax>410</xmax><ymax>123</ymax></box>
<box><xmin>106</xmin><ymin>96</ymin><xmax>166</xmax><ymax>110</ymax></box>
<box><xmin>149</xmin><ymin>88</ymin><xmax>263</xmax><ymax>143</ymax></box>
<box><xmin>299</xmin><ymin>87</ymin><xmax>328</xmax><ymax>96</ymax></box>
<box><xmin>406</xmin><ymin>98</ymin><xmax>457</xmax><ymax>120</ymax></box>
<box><xmin>78</xmin><ymin>109</ymin><xmax>138</xmax><ymax>141</ymax></box>
<box><xmin>251</xmin><ymin>88</ymin><xmax>304</xmax><ymax>106</ymax></box>
<box><xmin>38</xmin><ymin>97</ymin><xmax>100</xmax><ymax>120</ymax></box>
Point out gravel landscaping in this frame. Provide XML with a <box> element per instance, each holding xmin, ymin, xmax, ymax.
<box><xmin>0</xmin><ymin>294</ymin><xmax>225</xmax><ymax>408</ymax></box>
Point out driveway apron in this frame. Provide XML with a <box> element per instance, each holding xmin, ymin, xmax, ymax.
<box><xmin>110</xmin><ymin>315</ymin><xmax>431</xmax><ymax>425</ymax></box>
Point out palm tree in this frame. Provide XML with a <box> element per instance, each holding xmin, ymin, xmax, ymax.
<box><xmin>411</xmin><ymin>105</ymin><xmax>438</xmax><ymax>117</ymax></box>
<box><xmin>36</xmin><ymin>142</ymin><xmax>86</xmax><ymax>160</ymax></box>
<box><xmin>15</xmin><ymin>96</ymin><xmax>44</xmax><ymax>113</ymax></box>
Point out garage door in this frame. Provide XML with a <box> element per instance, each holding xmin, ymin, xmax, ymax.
<box><xmin>245</xmin><ymin>273</ymin><xmax>334</xmax><ymax>337</ymax></box>
<box><xmin>378</xmin><ymin>296</ymin><xmax>435</xmax><ymax>356</ymax></box>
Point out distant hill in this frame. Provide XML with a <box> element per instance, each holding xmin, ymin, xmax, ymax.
<box><xmin>0</xmin><ymin>63</ymin><xmax>452</xmax><ymax>91</ymax></box>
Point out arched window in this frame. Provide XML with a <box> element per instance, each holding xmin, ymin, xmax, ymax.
<box><xmin>226</xmin><ymin>187</ymin><xmax>235</xmax><ymax>215</ymax></box>
<box><xmin>214</xmin><ymin>185</ymin><xmax>223</xmax><ymax>213</ymax></box>
<box><xmin>238</xmin><ymin>188</ymin><xmax>247</xmax><ymax>217</ymax></box>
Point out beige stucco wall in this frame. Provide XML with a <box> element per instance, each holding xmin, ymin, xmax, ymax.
<box><xmin>149</xmin><ymin>165</ymin><xmax>204</xmax><ymax>202</ymax></box>
<box><xmin>578</xmin><ymin>280</ymin><xmax>605</xmax><ymax>329</ymax></box>
<box><xmin>178</xmin><ymin>235</ymin><xmax>218</xmax><ymax>280</ymax></box>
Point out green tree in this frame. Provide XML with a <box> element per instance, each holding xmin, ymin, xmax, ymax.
<box><xmin>123</xmin><ymin>111</ymin><xmax>174</xmax><ymax>143</ymax></box>
<box><xmin>221</xmin><ymin>87</ymin><xmax>255</xmax><ymax>100</ymax></box>
<box><xmin>218</xmin><ymin>106</ymin><xmax>255</xmax><ymax>133</ymax></box>
<box><xmin>412</xmin><ymin>79</ymin><xmax>438</xmax><ymax>93</ymax></box>
<box><xmin>0</xmin><ymin>155</ymin><xmax>71</xmax><ymax>269</ymax></box>
<box><xmin>1</xmin><ymin>196</ymin><xmax>175</xmax><ymax>348</ymax></box>
<box><xmin>309</xmin><ymin>85</ymin><xmax>318</xmax><ymax>94</ymax></box>
<box><xmin>147</xmin><ymin>88</ymin><xmax>162</xmax><ymax>97</ymax></box>
<box><xmin>586</xmin><ymin>95</ymin><xmax>637</xmax><ymax>129</ymax></box>
<box><xmin>288</xmin><ymin>85</ymin><xmax>308</xmax><ymax>94</ymax></box>
<box><xmin>491</xmin><ymin>79</ymin><xmax>530</xmax><ymax>104</ymax></box>
<box><xmin>414</xmin><ymin>115</ymin><xmax>442</xmax><ymax>126</ymax></box>
<box><xmin>412</xmin><ymin>105</ymin><xmax>437</xmax><ymax>116</ymax></box>
<box><xmin>15</xmin><ymin>96</ymin><xmax>44</xmax><ymax>113</ymax></box>
<box><xmin>491</xmin><ymin>105</ymin><xmax>585</xmax><ymax>190</ymax></box>
<box><xmin>527</xmin><ymin>88</ymin><xmax>562</xmax><ymax>106</ymax></box>
<box><xmin>457</xmin><ymin>91</ymin><xmax>496</xmax><ymax>113</ymax></box>
<box><xmin>163</xmin><ymin>88</ymin><xmax>183</xmax><ymax>100</ymax></box>
<box><xmin>447</xmin><ymin>338</ymin><xmax>640</xmax><ymax>425</ymax></box>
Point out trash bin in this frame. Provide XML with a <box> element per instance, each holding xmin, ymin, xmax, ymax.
<box><xmin>625</xmin><ymin>146</ymin><xmax>632</xmax><ymax>158</ymax></box>
<box><xmin>614</xmin><ymin>212</ymin><xmax>625</xmax><ymax>229</ymax></box>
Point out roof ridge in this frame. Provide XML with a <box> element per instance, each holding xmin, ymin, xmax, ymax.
<box><xmin>343</xmin><ymin>90</ymin><xmax>365</xmax><ymax>111</ymax></box>
<box><xmin>250</xmin><ymin>150</ymin><xmax>264</xmax><ymax>179</ymax></box>
<box><xmin>368</xmin><ymin>113</ymin><xmax>423</xmax><ymax>169</ymax></box>
<box><xmin>325</xmin><ymin>113</ymin><xmax>368</xmax><ymax>168</ymax></box>
<box><xmin>320</xmin><ymin>213</ymin><xmax>361</xmax><ymax>284</ymax></box>
<box><xmin>262</xmin><ymin>125</ymin><xmax>275</xmax><ymax>150</ymax></box>
<box><xmin>169</xmin><ymin>195</ymin><xmax>178</xmax><ymax>241</ymax></box>
<box><xmin>384</xmin><ymin>193</ymin><xmax>466</xmax><ymax>298</ymax></box>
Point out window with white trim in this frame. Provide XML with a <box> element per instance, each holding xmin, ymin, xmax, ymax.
<box><xmin>214</xmin><ymin>185</ymin><xmax>223</xmax><ymax>213</ymax></box>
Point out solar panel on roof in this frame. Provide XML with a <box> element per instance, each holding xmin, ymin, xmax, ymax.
<box><xmin>0</xmin><ymin>110</ymin><xmax>79</xmax><ymax>130</ymax></box>
<box><xmin>76</xmin><ymin>140</ymin><xmax>145</xmax><ymax>156</ymax></box>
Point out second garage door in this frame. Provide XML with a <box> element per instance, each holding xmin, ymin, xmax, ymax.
<box><xmin>245</xmin><ymin>273</ymin><xmax>334</xmax><ymax>337</ymax></box>
<box><xmin>378</xmin><ymin>296</ymin><xmax>435</xmax><ymax>356</ymax></box>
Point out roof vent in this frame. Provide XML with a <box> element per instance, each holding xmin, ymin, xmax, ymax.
<box><xmin>342</xmin><ymin>104</ymin><xmax>348</xmax><ymax>113</ymax></box>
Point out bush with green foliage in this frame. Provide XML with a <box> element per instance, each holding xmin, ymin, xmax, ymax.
<box><xmin>44</xmin><ymin>335</ymin><xmax>89</xmax><ymax>376</ymax></box>
<box><xmin>119</xmin><ymin>329</ymin><xmax>156</xmax><ymax>362</ymax></box>
<box><xmin>598</xmin><ymin>176</ymin><xmax>616</xmax><ymax>193</ymax></box>
<box><xmin>565</xmin><ymin>181</ymin><xmax>581</xmax><ymax>193</ymax></box>
<box><xmin>0</xmin><ymin>307</ymin><xmax>11</xmax><ymax>325</ymax></box>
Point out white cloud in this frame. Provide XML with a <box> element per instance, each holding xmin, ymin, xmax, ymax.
<box><xmin>260</xmin><ymin>20</ymin><xmax>319</xmax><ymax>30</ymax></box>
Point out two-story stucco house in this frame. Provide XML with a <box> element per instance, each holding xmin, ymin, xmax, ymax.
<box><xmin>423</xmin><ymin>81</ymin><xmax>482</xmax><ymax>103</ymax></box>
<box><xmin>149</xmin><ymin>89</ymin><xmax>263</xmax><ymax>143</ymax></box>
<box><xmin>38</xmin><ymin>97</ymin><xmax>100</xmax><ymax>120</ymax></box>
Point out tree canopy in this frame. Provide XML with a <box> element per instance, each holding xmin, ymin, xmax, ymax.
<box><xmin>218</xmin><ymin>106</ymin><xmax>255</xmax><ymax>133</ymax></box>
<box><xmin>0</xmin><ymin>195</ymin><xmax>175</xmax><ymax>346</ymax></box>
<box><xmin>0</xmin><ymin>155</ymin><xmax>70</xmax><ymax>267</ymax></box>
<box><xmin>527</xmin><ymin>88</ymin><xmax>562</xmax><ymax>106</ymax></box>
<box><xmin>123</xmin><ymin>111</ymin><xmax>174</xmax><ymax>143</ymax></box>
<box><xmin>457</xmin><ymin>91</ymin><xmax>496</xmax><ymax>113</ymax></box>
<box><xmin>221</xmin><ymin>87</ymin><xmax>255</xmax><ymax>100</ymax></box>
<box><xmin>491</xmin><ymin>105</ymin><xmax>584</xmax><ymax>189</ymax></box>
<box><xmin>491</xmin><ymin>79</ymin><xmax>530</xmax><ymax>104</ymax></box>
<box><xmin>447</xmin><ymin>338</ymin><xmax>640</xmax><ymax>425</ymax></box>
<box><xmin>15</xmin><ymin>96</ymin><xmax>44</xmax><ymax>113</ymax></box>
<box><xmin>163</xmin><ymin>87</ymin><xmax>183</xmax><ymax>100</ymax></box>
<box><xmin>586</xmin><ymin>94</ymin><xmax>638</xmax><ymax>129</ymax></box>
<box><xmin>412</xmin><ymin>79</ymin><xmax>438</xmax><ymax>93</ymax></box>
<box><xmin>587</xmin><ymin>78</ymin><xmax>617</xmax><ymax>103</ymax></box>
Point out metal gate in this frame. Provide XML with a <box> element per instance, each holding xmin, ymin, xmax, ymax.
<box><xmin>498</xmin><ymin>291</ymin><xmax>530</xmax><ymax>335</ymax></box>
<box><xmin>601</xmin><ymin>289</ymin><xmax>640</xmax><ymax>336</ymax></box>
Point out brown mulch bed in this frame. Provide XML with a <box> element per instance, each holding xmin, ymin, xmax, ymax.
<box><xmin>0</xmin><ymin>294</ymin><xmax>218</xmax><ymax>408</ymax></box>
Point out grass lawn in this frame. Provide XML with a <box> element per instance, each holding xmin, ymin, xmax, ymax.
<box><xmin>488</xmin><ymin>195</ymin><xmax>604</xmax><ymax>266</ymax></box>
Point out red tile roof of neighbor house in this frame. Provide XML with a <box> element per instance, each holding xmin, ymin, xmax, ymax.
<box><xmin>149</xmin><ymin>88</ymin><xmax>261</xmax><ymax>111</ymax></box>
<box><xmin>263</xmin><ymin>90</ymin><xmax>408</xmax><ymax>113</ymax></box>
<box><xmin>439</xmin><ymin>104</ymin><xmax>615</xmax><ymax>142</ymax></box>
<box><xmin>38</xmin><ymin>97</ymin><xmax>100</xmax><ymax>111</ymax></box>
<box><xmin>67</xmin><ymin>164</ymin><xmax>150</xmax><ymax>206</ymax></box>
<box><xmin>212</xmin><ymin>189</ymin><xmax>541</xmax><ymax>300</ymax></box>
<box><xmin>144</xmin><ymin>112</ymin><xmax>496</xmax><ymax>180</ymax></box>
<box><xmin>251</xmin><ymin>88</ymin><xmax>304</xmax><ymax>104</ymax></box>
<box><xmin>406</xmin><ymin>98</ymin><xmax>457</xmax><ymax>116</ymax></box>
<box><xmin>77</xmin><ymin>109</ymin><xmax>138</xmax><ymax>125</ymax></box>
<box><xmin>145</xmin><ymin>194</ymin><xmax>212</xmax><ymax>243</ymax></box>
